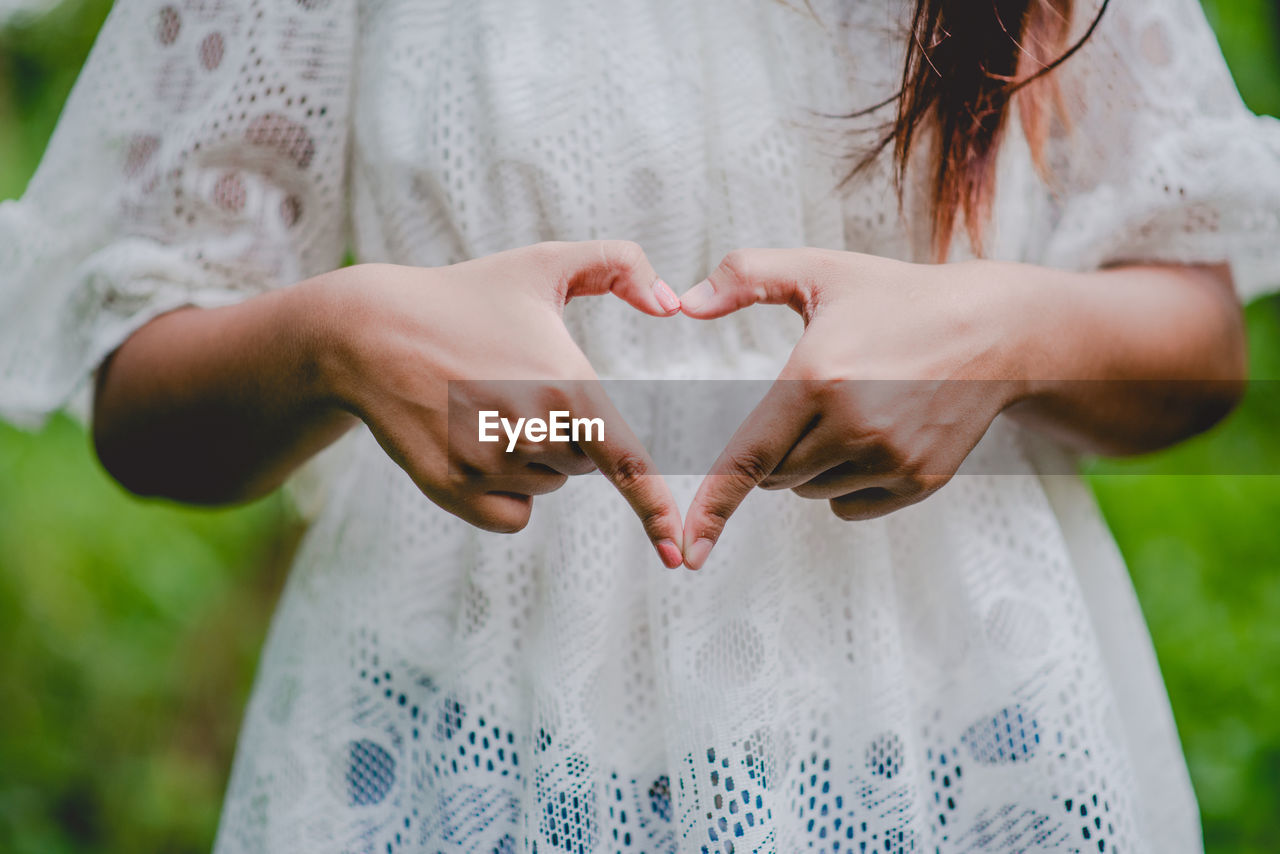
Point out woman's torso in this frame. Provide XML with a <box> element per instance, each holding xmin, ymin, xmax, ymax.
<box><xmin>213</xmin><ymin>2</ymin><xmax>1201</xmax><ymax>852</ymax></box>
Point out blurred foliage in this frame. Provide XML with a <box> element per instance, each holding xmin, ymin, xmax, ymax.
<box><xmin>1</xmin><ymin>5</ymin><xmax>302</xmax><ymax>853</ymax></box>
<box><xmin>0</xmin><ymin>416</ymin><xmax>300</xmax><ymax>854</ymax></box>
<box><xmin>1086</xmin><ymin>4</ymin><xmax>1280</xmax><ymax>852</ymax></box>
<box><xmin>0</xmin><ymin>0</ymin><xmax>113</xmax><ymax>199</ymax></box>
<box><xmin>1</xmin><ymin>1</ymin><xmax>1278</xmax><ymax>852</ymax></box>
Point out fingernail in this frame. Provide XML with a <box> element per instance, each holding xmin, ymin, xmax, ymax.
<box><xmin>653</xmin><ymin>279</ymin><xmax>680</xmax><ymax>314</ymax></box>
<box><xmin>656</xmin><ymin>539</ymin><xmax>683</xmax><ymax>569</ymax></box>
<box><xmin>684</xmin><ymin>537</ymin><xmax>714</xmax><ymax>570</ymax></box>
<box><xmin>679</xmin><ymin>280</ymin><xmax>714</xmax><ymax>313</ymax></box>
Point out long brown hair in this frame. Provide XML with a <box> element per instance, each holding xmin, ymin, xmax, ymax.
<box><xmin>850</xmin><ymin>0</ymin><xmax>1110</xmax><ymax>259</ymax></box>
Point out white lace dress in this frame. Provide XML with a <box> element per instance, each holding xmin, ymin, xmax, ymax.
<box><xmin>2</xmin><ymin>0</ymin><xmax>1279</xmax><ymax>851</ymax></box>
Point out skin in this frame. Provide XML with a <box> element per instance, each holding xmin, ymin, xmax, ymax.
<box><xmin>675</xmin><ymin>250</ymin><xmax>1244</xmax><ymax>569</ymax></box>
<box><xmin>93</xmin><ymin>240</ymin><xmax>688</xmax><ymax>569</ymax></box>
<box><xmin>92</xmin><ymin>242</ymin><xmax>1245</xmax><ymax>572</ymax></box>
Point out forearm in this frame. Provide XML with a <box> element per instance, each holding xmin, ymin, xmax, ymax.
<box><xmin>92</xmin><ymin>270</ymin><xmax>356</xmax><ymax>504</ymax></box>
<box><xmin>994</xmin><ymin>262</ymin><xmax>1246</xmax><ymax>454</ymax></box>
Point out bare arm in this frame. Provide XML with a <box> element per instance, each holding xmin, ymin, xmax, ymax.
<box><xmin>92</xmin><ymin>273</ymin><xmax>355</xmax><ymax>504</ymax></box>
<box><xmin>1001</xmin><ymin>262</ymin><xmax>1245</xmax><ymax>454</ymax></box>
<box><xmin>92</xmin><ymin>242</ymin><xmax>689</xmax><ymax>566</ymax></box>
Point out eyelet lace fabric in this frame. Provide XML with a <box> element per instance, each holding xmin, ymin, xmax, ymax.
<box><xmin>1</xmin><ymin>0</ymin><xmax>1278</xmax><ymax>852</ymax></box>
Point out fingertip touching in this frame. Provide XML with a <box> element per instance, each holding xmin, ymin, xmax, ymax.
<box><xmin>682</xmin><ymin>535</ymin><xmax>715</xmax><ymax>571</ymax></box>
<box><xmin>656</xmin><ymin>538</ymin><xmax>684</xmax><ymax>569</ymax></box>
<box><xmin>679</xmin><ymin>250</ymin><xmax>762</xmax><ymax>319</ymax></box>
<box><xmin>678</xmin><ymin>278</ymin><xmax>719</xmax><ymax>318</ymax></box>
<box><xmin>653</xmin><ymin>278</ymin><xmax>681</xmax><ymax>315</ymax></box>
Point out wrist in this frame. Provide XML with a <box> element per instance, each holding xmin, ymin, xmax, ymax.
<box><xmin>955</xmin><ymin>259</ymin><xmax>1058</xmax><ymax>412</ymax></box>
<box><xmin>287</xmin><ymin>263</ymin><xmax>377</xmax><ymax>419</ymax></box>
<box><xmin>982</xmin><ymin>261</ymin><xmax>1097</xmax><ymax>412</ymax></box>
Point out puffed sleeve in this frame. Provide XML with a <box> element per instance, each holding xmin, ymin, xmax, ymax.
<box><xmin>1030</xmin><ymin>0</ymin><xmax>1280</xmax><ymax>301</ymax></box>
<box><xmin>0</xmin><ymin>0</ymin><xmax>356</xmax><ymax>427</ymax></box>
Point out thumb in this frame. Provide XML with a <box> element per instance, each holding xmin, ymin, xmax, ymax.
<box><xmin>555</xmin><ymin>239</ymin><xmax>681</xmax><ymax>317</ymax></box>
<box><xmin>679</xmin><ymin>248</ymin><xmax>819</xmax><ymax>320</ymax></box>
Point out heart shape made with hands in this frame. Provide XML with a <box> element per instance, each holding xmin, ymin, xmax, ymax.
<box><xmin>444</xmin><ymin>241</ymin><xmax>1003</xmax><ymax>572</ymax></box>
<box><xmin>555</xmin><ymin>244</ymin><xmax>1231</xmax><ymax>572</ymax></box>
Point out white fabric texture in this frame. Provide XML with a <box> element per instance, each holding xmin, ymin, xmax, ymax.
<box><xmin>1</xmin><ymin>0</ymin><xmax>1278</xmax><ymax>852</ymax></box>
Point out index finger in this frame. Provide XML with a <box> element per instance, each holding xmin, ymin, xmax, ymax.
<box><xmin>682</xmin><ymin>381</ymin><xmax>815</xmax><ymax>570</ymax></box>
<box><xmin>572</xmin><ymin>381</ymin><xmax>686</xmax><ymax>569</ymax></box>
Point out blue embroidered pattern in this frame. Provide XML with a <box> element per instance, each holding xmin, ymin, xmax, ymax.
<box><xmin>320</xmin><ymin>631</ymin><xmax>1125</xmax><ymax>853</ymax></box>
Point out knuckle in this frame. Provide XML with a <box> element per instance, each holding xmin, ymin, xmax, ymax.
<box><xmin>837</xmin><ymin>430</ymin><xmax>869</xmax><ymax>458</ymax></box>
<box><xmin>536</xmin><ymin>381</ymin><xmax>574</xmax><ymax>413</ymax></box>
<box><xmin>899</xmin><ymin>472</ymin><xmax>925</xmax><ymax>494</ymax></box>
<box><xmin>724</xmin><ymin>448</ymin><xmax>773</xmax><ymax>485</ymax></box>
<box><xmin>718</xmin><ymin>249</ymin><xmax>754</xmax><ymax>285</ymax></box>
<box><xmin>445</xmin><ymin>466</ymin><xmax>473</xmax><ymax>492</ymax></box>
<box><xmin>904</xmin><ymin>471</ymin><xmax>949</xmax><ymax>495</ymax></box>
<box><xmin>899</xmin><ymin>482</ymin><xmax>927</xmax><ymax>502</ymax></box>
<box><xmin>605</xmin><ymin>239</ymin><xmax>645</xmax><ymax>274</ymax></box>
<box><xmin>695</xmin><ymin>502</ymin><xmax>731</xmax><ymax>540</ymax></box>
<box><xmin>855</xmin><ymin>421</ymin><xmax>898</xmax><ymax>460</ymax></box>
<box><xmin>812</xmin><ymin>375</ymin><xmax>849</xmax><ymax>404</ymax></box>
<box><xmin>782</xmin><ymin>344</ymin><xmax>835</xmax><ymax>387</ymax></box>
<box><xmin>784</xmin><ymin>358</ymin><xmax>826</xmax><ymax>387</ymax></box>
<box><xmin>609</xmin><ymin>452</ymin><xmax>650</xmax><ymax>492</ymax></box>
<box><xmin>757</xmin><ymin>474</ymin><xmax>788</xmax><ymax>490</ymax></box>
<box><xmin>893</xmin><ymin>447</ymin><xmax>925</xmax><ymax>478</ymax></box>
<box><xmin>636</xmin><ymin>503</ymin><xmax>674</xmax><ymax>537</ymax></box>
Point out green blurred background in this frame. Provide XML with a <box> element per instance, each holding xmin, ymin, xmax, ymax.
<box><xmin>1</xmin><ymin>1</ymin><xmax>1278</xmax><ymax>851</ymax></box>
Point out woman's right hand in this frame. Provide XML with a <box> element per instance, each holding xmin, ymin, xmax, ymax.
<box><xmin>311</xmin><ymin>240</ymin><xmax>686</xmax><ymax>568</ymax></box>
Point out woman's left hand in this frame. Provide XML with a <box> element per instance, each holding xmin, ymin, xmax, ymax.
<box><xmin>676</xmin><ymin>248</ymin><xmax>1028</xmax><ymax>570</ymax></box>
